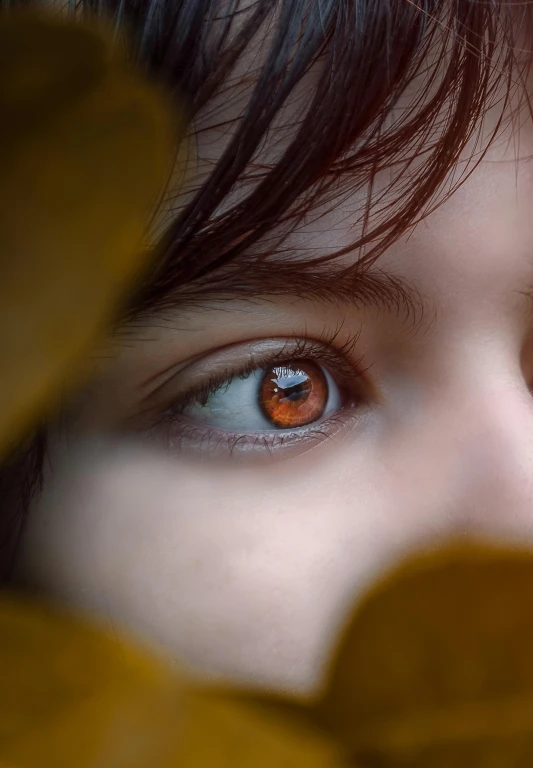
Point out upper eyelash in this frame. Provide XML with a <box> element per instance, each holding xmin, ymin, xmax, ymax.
<box><xmin>164</xmin><ymin>326</ymin><xmax>369</xmax><ymax>417</ymax></box>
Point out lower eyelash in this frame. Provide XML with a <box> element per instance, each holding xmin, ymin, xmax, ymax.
<box><xmin>152</xmin><ymin>408</ymin><xmax>361</xmax><ymax>459</ymax></box>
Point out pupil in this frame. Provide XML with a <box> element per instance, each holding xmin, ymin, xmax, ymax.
<box><xmin>273</xmin><ymin>369</ymin><xmax>311</xmax><ymax>403</ymax></box>
<box><xmin>279</xmin><ymin>381</ymin><xmax>310</xmax><ymax>403</ymax></box>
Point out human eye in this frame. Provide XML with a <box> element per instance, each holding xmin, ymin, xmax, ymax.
<box><xmin>132</xmin><ymin>332</ymin><xmax>373</xmax><ymax>460</ymax></box>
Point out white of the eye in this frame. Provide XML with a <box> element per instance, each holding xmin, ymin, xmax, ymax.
<box><xmin>182</xmin><ymin>365</ymin><xmax>341</xmax><ymax>431</ymax></box>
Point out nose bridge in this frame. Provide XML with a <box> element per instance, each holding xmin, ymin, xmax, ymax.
<box><xmin>430</xmin><ymin>376</ymin><xmax>533</xmax><ymax>540</ymax></box>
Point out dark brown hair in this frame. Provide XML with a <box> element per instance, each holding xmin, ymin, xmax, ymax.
<box><xmin>0</xmin><ymin>0</ymin><xmax>530</xmax><ymax>577</ymax></box>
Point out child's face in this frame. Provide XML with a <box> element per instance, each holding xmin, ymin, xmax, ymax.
<box><xmin>15</xmin><ymin>20</ymin><xmax>533</xmax><ymax>694</ymax></box>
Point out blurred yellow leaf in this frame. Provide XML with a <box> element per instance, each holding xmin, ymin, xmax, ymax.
<box><xmin>0</xmin><ymin>593</ymin><xmax>348</xmax><ymax>767</ymax></box>
<box><xmin>0</xmin><ymin>10</ymin><xmax>180</xmax><ymax>456</ymax></box>
<box><xmin>180</xmin><ymin>690</ymin><xmax>348</xmax><ymax>767</ymax></box>
<box><xmin>0</xmin><ymin>593</ymin><xmax>184</xmax><ymax>767</ymax></box>
<box><xmin>314</xmin><ymin>541</ymin><xmax>533</xmax><ymax>766</ymax></box>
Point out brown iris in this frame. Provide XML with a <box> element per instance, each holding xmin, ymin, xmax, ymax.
<box><xmin>258</xmin><ymin>361</ymin><xmax>328</xmax><ymax>428</ymax></box>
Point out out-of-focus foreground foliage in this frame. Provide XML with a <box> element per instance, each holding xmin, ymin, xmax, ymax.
<box><xmin>313</xmin><ymin>542</ymin><xmax>533</xmax><ymax>766</ymax></box>
<box><xmin>0</xmin><ymin>9</ymin><xmax>177</xmax><ymax>457</ymax></box>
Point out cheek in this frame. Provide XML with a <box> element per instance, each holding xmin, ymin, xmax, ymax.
<box><xmin>15</xmin><ymin>439</ymin><xmax>439</xmax><ymax>693</ymax></box>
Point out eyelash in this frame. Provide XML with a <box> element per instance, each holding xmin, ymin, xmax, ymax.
<box><xmin>173</xmin><ymin>331</ymin><xmax>365</xmax><ymax>411</ymax></box>
<box><xmin>145</xmin><ymin>326</ymin><xmax>371</xmax><ymax>457</ymax></box>
<box><xmin>162</xmin><ymin>412</ymin><xmax>359</xmax><ymax>458</ymax></box>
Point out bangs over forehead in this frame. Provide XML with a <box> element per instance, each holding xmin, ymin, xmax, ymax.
<box><xmin>61</xmin><ymin>1</ymin><xmax>533</xmax><ymax>309</ymax></box>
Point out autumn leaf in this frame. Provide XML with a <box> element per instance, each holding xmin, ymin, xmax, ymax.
<box><xmin>0</xmin><ymin>592</ymin><xmax>348</xmax><ymax>767</ymax></box>
<box><xmin>314</xmin><ymin>541</ymin><xmax>533</xmax><ymax>767</ymax></box>
<box><xmin>0</xmin><ymin>10</ymin><xmax>180</xmax><ymax>456</ymax></box>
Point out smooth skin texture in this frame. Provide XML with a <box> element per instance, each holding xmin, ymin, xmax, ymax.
<box><xmin>14</xmin><ymin>13</ymin><xmax>533</xmax><ymax>695</ymax></box>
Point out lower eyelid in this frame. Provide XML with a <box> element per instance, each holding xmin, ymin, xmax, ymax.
<box><xmin>145</xmin><ymin>407</ymin><xmax>363</xmax><ymax>461</ymax></box>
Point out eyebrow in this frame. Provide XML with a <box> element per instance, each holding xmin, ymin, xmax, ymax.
<box><xmin>132</xmin><ymin>258</ymin><xmax>434</xmax><ymax>335</ymax></box>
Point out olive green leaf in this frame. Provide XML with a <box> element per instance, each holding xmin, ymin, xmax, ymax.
<box><xmin>315</xmin><ymin>541</ymin><xmax>533</xmax><ymax>767</ymax></box>
<box><xmin>0</xmin><ymin>10</ymin><xmax>180</xmax><ymax>456</ymax></box>
<box><xmin>0</xmin><ymin>592</ymin><xmax>348</xmax><ymax>767</ymax></box>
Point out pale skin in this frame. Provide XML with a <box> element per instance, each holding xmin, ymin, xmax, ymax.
<box><xmin>13</xmin><ymin>20</ymin><xmax>533</xmax><ymax>695</ymax></box>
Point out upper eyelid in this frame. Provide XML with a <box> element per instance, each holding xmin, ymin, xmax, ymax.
<box><xmin>175</xmin><ymin>347</ymin><xmax>350</xmax><ymax>414</ymax></box>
